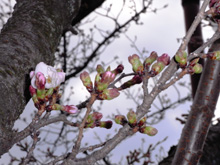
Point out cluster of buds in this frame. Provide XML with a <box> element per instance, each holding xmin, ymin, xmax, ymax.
<box><xmin>120</xmin><ymin>52</ymin><xmax>170</xmax><ymax>90</ymax></box>
<box><xmin>114</xmin><ymin>110</ymin><xmax>158</xmax><ymax>136</ymax></box>
<box><xmin>29</xmin><ymin>62</ymin><xmax>78</xmax><ymax>115</ymax></box>
<box><xmin>84</xmin><ymin>112</ymin><xmax>112</xmax><ymax>129</ymax></box>
<box><xmin>80</xmin><ymin>64</ymin><xmax>124</xmax><ymax>100</ymax></box>
<box><xmin>209</xmin><ymin>0</ymin><xmax>220</xmax><ymax>23</ymax></box>
<box><xmin>175</xmin><ymin>51</ymin><xmax>203</xmax><ymax>74</ymax></box>
<box><xmin>128</xmin><ymin>52</ymin><xmax>170</xmax><ymax>76</ymax></box>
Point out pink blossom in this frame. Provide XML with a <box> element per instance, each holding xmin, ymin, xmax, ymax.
<box><xmin>31</xmin><ymin>62</ymin><xmax>65</xmax><ymax>89</ymax></box>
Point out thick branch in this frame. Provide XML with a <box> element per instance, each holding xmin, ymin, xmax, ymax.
<box><xmin>0</xmin><ymin>0</ymin><xmax>80</xmax><ymax>156</ymax></box>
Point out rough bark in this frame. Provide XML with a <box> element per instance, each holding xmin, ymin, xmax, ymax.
<box><xmin>171</xmin><ymin>42</ymin><xmax>220</xmax><ymax>164</ymax></box>
<box><xmin>0</xmin><ymin>0</ymin><xmax>80</xmax><ymax>156</ymax></box>
<box><xmin>71</xmin><ymin>0</ymin><xmax>105</xmax><ymax>26</ymax></box>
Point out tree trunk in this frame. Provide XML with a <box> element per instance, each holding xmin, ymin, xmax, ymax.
<box><xmin>182</xmin><ymin>0</ymin><xmax>204</xmax><ymax>98</ymax></box>
<box><xmin>171</xmin><ymin>42</ymin><xmax>220</xmax><ymax>164</ymax></box>
<box><xmin>0</xmin><ymin>0</ymin><xmax>80</xmax><ymax>156</ymax></box>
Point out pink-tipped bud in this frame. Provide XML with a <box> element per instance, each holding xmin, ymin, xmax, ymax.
<box><xmin>35</xmin><ymin>72</ymin><xmax>46</xmax><ymax>89</ymax></box>
<box><xmin>101</xmin><ymin>71</ymin><xmax>116</xmax><ymax>84</ymax></box>
<box><xmin>92</xmin><ymin>112</ymin><xmax>103</xmax><ymax>121</ymax></box>
<box><xmin>115</xmin><ymin>115</ymin><xmax>128</xmax><ymax>126</ymax></box>
<box><xmin>113</xmin><ymin>64</ymin><xmax>124</xmax><ymax>74</ymax></box>
<box><xmin>98</xmin><ymin>88</ymin><xmax>120</xmax><ymax>100</ymax></box>
<box><xmin>96</xmin><ymin>64</ymin><xmax>105</xmax><ymax>74</ymax></box>
<box><xmin>120</xmin><ymin>75</ymin><xmax>142</xmax><ymax>89</ymax></box>
<box><xmin>127</xmin><ymin>110</ymin><xmax>137</xmax><ymax>127</ymax></box>
<box><xmin>62</xmin><ymin>105</ymin><xmax>78</xmax><ymax>114</ymax></box>
<box><xmin>175</xmin><ymin>51</ymin><xmax>187</xmax><ymax>68</ymax></box>
<box><xmin>139</xmin><ymin>126</ymin><xmax>158</xmax><ymax>136</ymax></box>
<box><xmin>157</xmin><ymin>53</ymin><xmax>170</xmax><ymax>66</ymax></box>
<box><xmin>80</xmin><ymin>71</ymin><xmax>93</xmax><ymax>93</ymax></box>
<box><xmin>128</xmin><ymin>54</ymin><xmax>144</xmax><ymax>73</ymax></box>
<box><xmin>99</xmin><ymin>120</ymin><xmax>113</xmax><ymax>129</ymax></box>
<box><xmin>149</xmin><ymin>62</ymin><xmax>165</xmax><ymax>77</ymax></box>
<box><xmin>138</xmin><ymin>117</ymin><xmax>147</xmax><ymax>127</ymax></box>
<box><xmin>144</xmin><ymin>51</ymin><xmax>158</xmax><ymax>68</ymax></box>
<box><xmin>29</xmin><ymin>85</ymin><xmax>36</xmax><ymax>96</ymax></box>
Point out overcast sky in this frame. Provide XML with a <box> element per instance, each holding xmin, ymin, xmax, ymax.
<box><xmin>1</xmin><ymin>0</ymin><xmax>219</xmax><ymax>164</ymax></box>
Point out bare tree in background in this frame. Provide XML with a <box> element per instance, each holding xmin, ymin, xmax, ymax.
<box><xmin>0</xmin><ymin>0</ymin><xmax>220</xmax><ymax>165</ymax></box>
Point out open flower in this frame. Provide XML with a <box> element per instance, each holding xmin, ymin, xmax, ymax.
<box><xmin>31</xmin><ymin>62</ymin><xmax>65</xmax><ymax>89</ymax></box>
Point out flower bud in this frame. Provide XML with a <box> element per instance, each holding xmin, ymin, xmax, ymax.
<box><xmin>175</xmin><ymin>51</ymin><xmax>187</xmax><ymax>68</ymax></box>
<box><xmin>138</xmin><ymin>117</ymin><xmax>147</xmax><ymax>127</ymax></box>
<box><xmin>92</xmin><ymin>112</ymin><xmax>103</xmax><ymax>121</ymax></box>
<box><xmin>99</xmin><ymin>120</ymin><xmax>113</xmax><ymax>129</ymax></box>
<box><xmin>127</xmin><ymin>110</ymin><xmax>137</xmax><ymax>127</ymax></box>
<box><xmin>62</xmin><ymin>105</ymin><xmax>78</xmax><ymax>114</ymax></box>
<box><xmin>80</xmin><ymin>71</ymin><xmax>93</xmax><ymax>93</ymax></box>
<box><xmin>149</xmin><ymin>62</ymin><xmax>165</xmax><ymax>77</ymax></box>
<box><xmin>98</xmin><ymin>88</ymin><xmax>120</xmax><ymax>100</ymax></box>
<box><xmin>35</xmin><ymin>72</ymin><xmax>46</xmax><ymax>89</ymax></box>
<box><xmin>47</xmin><ymin>104</ymin><xmax>78</xmax><ymax>114</ymax></box>
<box><xmin>139</xmin><ymin>126</ymin><xmax>158</xmax><ymax>136</ymax></box>
<box><xmin>115</xmin><ymin>115</ymin><xmax>128</xmax><ymax>125</ymax></box>
<box><xmin>128</xmin><ymin>54</ymin><xmax>144</xmax><ymax>73</ymax></box>
<box><xmin>120</xmin><ymin>75</ymin><xmax>142</xmax><ymax>89</ymax></box>
<box><xmin>192</xmin><ymin>63</ymin><xmax>203</xmax><ymax>74</ymax></box>
<box><xmin>144</xmin><ymin>51</ymin><xmax>158</xmax><ymax>68</ymax></box>
<box><xmin>207</xmin><ymin>51</ymin><xmax>220</xmax><ymax>60</ymax></box>
<box><xmin>29</xmin><ymin>85</ymin><xmax>36</xmax><ymax>96</ymax></box>
<box><xmin>189</xmin><ymin>58</ymin><xmax>199</xmax><ymax>67</ymax></box>
<box><xmin>101</xmin><ymin>71</ymin><xmax>116</xmax><ymax>84</ymax></box>
<box><xmin>96</xmin><ymin>64</ymin><xmax>105</xmax><ymax>74</ymax></box>
<box><xmin>112</xmin><ymin>64</ymin><xmax>124</xmax><ymax>75</ymax></box>
<box><xmin>157</xmin><ymin>53</ymin><xmax>170</xmax><ymax>66</ymax></box>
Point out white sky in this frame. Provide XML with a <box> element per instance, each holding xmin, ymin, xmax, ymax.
<box><xmin>1</xmin><ymin>0</ymin><xmax>220</xmax><ymax>164</ymax></box>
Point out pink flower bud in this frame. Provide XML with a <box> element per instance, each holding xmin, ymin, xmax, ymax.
<box><xmin>157</xmin><ymin>53</ymin><xmax>170</xmax><ymax>66</ymax></box>
<box><xmin>98</xmin><ymin>88</ymin><xmax>120</xmax><ymax>100</ymax></box>
<box><xmin>139</xmin><ymin>126</ymin><xmax>158</xmax><ymax>136</ymax></box>
<box><xmin>138</xmin><ymin>117</ymin><xmax>147</xmax><ymax>127</ymax></box>
<box><xmin>149</xmin><ymin>62</ymin><xmax>165</xmax><ymax>77</ymax></box>
<box><xmin>80</xmin><ymin>71</ymin><xmax>93</xmax><ymax>93</ymax></box>
<box><xmin>127</xmin><ymin>110</ymin><xmax>137</xmax><ymax>127</ymax></box>
<box><xmin>120</xmin><ymin>75</ymin><xmax>142</xmax><ymax>89</ymax></box>
<box><xmin>115</xmin><ymin>115</ymin><xmax>128</xmax><ymax>125</ymax></box>
<box><xmin>96</xmin><ymin>64</ymin><xmax>105</xmax><ymax>74</ymax></box>
<box><xmin>128</xmin><ymin>54</ymin><xmax>144</xmax><ymax>73</ymax></box>
<box><xmin>144</xmin><ymin>51</ymin><xmax>158</xmax><ymax>68</ymax></box>
<box><xmin>35</xmin><ymin>72</ymin><xmax>46</xmax><ymax>89</ymax></box>
<box><xmin>113</xmin><ymin>64</ymin><xmax>124</xmax><ymax>74</ymax></box>
<box><xmin>29</xmin><ymin>85</ymin><xmax>36</xmax><ymax>96</ymax></box>
<box><xmin>101</xmin><ymin>71</ymin><xmax>116</xmax><ymax>84</ymax></box>
<box><xmin>92</xmin><ymin>112</ymin><xmax>103</xmax><ymax>121</ymax></box>
<box><xmin>99</xmin><ymin>121</ymin><xmax>113</xmax><ymax>129</ymax></box>
<box><xmin>63</xmin><ymin>105</ymin><xmax>78</xmax><ymax>114</ymax></box>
